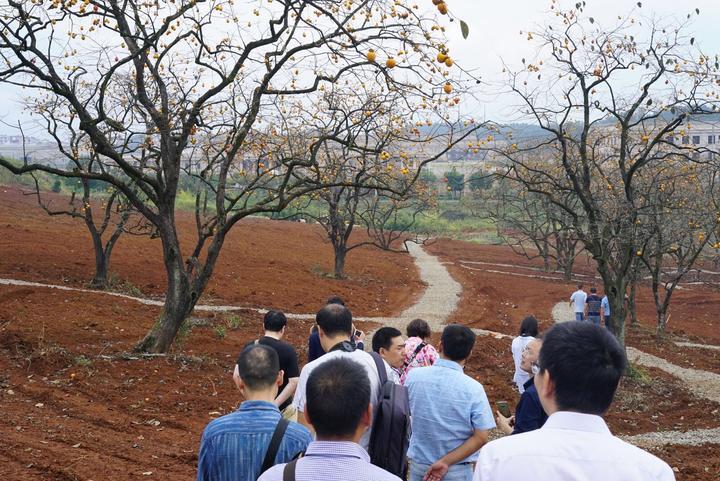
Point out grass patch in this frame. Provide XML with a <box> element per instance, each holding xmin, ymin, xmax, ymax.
<box><xmin>626</xmin><ymin>362</ymin><xmax>652</xmax><ymax>385</ymax></box>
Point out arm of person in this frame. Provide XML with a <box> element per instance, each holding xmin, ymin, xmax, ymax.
<box><xmin>274</xmin><ymin>377</ymin><xmax>299</xmax><ymax>407</ymax></box>
<box><xmin>495</xmin><ymin>411</ymin><xmax>514</xmax><ymax>436</ymax></box>
<box><xmin>424</xmin><ymin>429</ymin><xmax>490</xmax><ymax>481</ymax></box>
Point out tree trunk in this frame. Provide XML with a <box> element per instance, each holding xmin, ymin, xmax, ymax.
<box><xmin>89</xmin><ymin>231</ymin><xmax>110</xmax><ymax>288</ymax></box>
<box><xmin>135</xmin><ymin>229</ymin><xmax>196</xmax><ymax>353</ymax></box>
<box><xmin>628</xmin><ymin>280</ymin><xmax>638</xmax><ymax>326</ymax></box>
<box><xmin>334</xmin><ymin>245</ymin><xmax>347</xmax><ymax>279</ymax></box>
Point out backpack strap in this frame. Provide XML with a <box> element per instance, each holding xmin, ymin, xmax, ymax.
<box><xmin>403</xmin><ymin>342</ymin><xmax>426</xmax><ymax>368</ymax></box>
<box><xmin>282</xmin><ymin>459</ymin><xmax>298</xmax><ymax>481</ymax></box>
<box><xmin>260</xmin><ymin>418</ymin><xmax>289</xmax><ymax>476</ymax></box>
<box><xmin>370</xmin><ymin>351</ymin><xmax>388</xmax><ymax>385</ymax></box>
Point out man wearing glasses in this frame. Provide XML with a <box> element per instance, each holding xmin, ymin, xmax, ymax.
<box><xmin>473</xmin><ymin>322</ymin><xmax>674</xmax><ymax>481</ymax></box>
<box><xmin>495</xmin><ymin>337</ymin><xmax>547</xmax><ymax>435</ymax></box>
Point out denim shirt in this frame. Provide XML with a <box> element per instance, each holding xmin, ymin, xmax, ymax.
<box><xmin>197</xmin><ymin>400</ymin><xmax>312</xmax><ymax>481</ymax></box>
<box><xmin>406</xmin><ymin>359</ymin><xmax>495</xmax><ymax>464</ymax></box>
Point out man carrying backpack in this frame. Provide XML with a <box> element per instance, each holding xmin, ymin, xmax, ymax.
<box><xmin>369</xmin><ymin>327</ymin><xmax>411</xmax><ymax>478</ymax></box>
<box><xmin>405</xmin><ymin>324</ymin><xmax>495</xmax><ymax>481</ymax></box>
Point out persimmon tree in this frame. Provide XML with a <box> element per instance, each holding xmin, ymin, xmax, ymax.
<box><xmin>495</xmin><ymin>3</ymin><xmax>719</xmax><ymax>346</ymax></box>
<box><xmin>635</xmin><ymin>160</ymin><xmax>720</xmax><ymax>335</ymax></box>
<box><xmin>0</xmin><ymin>0</ymin><xmax>478</xmax><ymax>352</ymax></box>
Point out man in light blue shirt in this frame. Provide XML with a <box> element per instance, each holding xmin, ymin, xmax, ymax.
<box><xmin>601</xmin><ymin>292</ymin><xmax>611</xmax><ymax>332</ymax></box>
<box><xmin>405</xmin><ymin>324</ymin><xmax>495</xmax><ymax>481</ymax></box>
<box><xmin>197</xmin><ymin>345</ymin><xmax>312</xmax><ymax>481</ymax></box>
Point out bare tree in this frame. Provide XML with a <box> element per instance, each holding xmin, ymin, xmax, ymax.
<box><xmin>0</xmin><ymin>0</ymin><xmax>478</xmax><ymax>351</ymax></box>
<box><xmin>494</xmin><ymin>4</ymin><xmax>719</xmax><ymax>346</ymax></box>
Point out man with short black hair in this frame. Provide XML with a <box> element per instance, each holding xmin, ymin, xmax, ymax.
<box><xmin>585</xmin><ymin>287</ymin><xmax>602</xmax><ymax>326</ymax></box>
<box><xmin>372</xmin><ymin>326</ymin><xmax>405</xmax><ymax>384</ymax></box>
<box><xmin>198</xmin><ymin>345</ymin><xmax>312</xmax><ymax>481</ymax></box>
<box><xmin>234</xmin><ymin>310</ymin><xmax>300</xmax><ymax>418</ymax></box>
<box><xmin>474</xmin><ymin>322</ymin><xmax>674</xmax><ymax>481</ymax></box>
<box><xmin>259</xmin><ymin>358</ymin><xmax>401</xmax><ymax>481</ymax></box>
<box><xmin>292</xmin><ymin>303</ymin><xmax>381</xmax><ymax>450</ymax></box>
<box><xmin>406</xmin><ymin>324</ymin><xmax>495</xmax><ymax>481</ymax></box>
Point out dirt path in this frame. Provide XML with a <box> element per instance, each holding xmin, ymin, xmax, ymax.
<box><xmin>396</xmin><ymin>242</ymin><xmax>462</xmax><ymax>329</ymax></box>
<box><xmin>0</xmin><ymin>242</ymin><xmax>459</xmax><ymax>330</ymax></box>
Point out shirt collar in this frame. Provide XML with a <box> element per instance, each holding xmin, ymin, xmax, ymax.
<box><xmin>304</xmin><ymin>441</ymin><xmax>369</xmax><ymax>461</ymax></box>
<box><xmin>434</xmin><ymin>358</ymin><xmax>464</xmax><ymax>372</ymax></box>
<box><xmin>238</xmin><ymin>400</ymin><xmax>279</xmax><ymax>412</ymax></box>
<box><xmin>542</xmin><ymin>411</ymin><xmax>612</xmax><ymax>435</ymax></box>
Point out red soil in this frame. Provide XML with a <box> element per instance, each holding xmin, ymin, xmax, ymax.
<box><xmin>0</xmin><ymin>186</ymin><xmax>718</xmax><ymax>480</ymax></box>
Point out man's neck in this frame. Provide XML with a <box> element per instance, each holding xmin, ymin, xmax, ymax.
<box><xmin>439</xmin><ymin>354</ymin><xmax>465</xmax><ymax>367</ymax></box>
<box><xmin>243</xmin><ymin>389</ymin><xmax>277</xmax><ymax>404</ymax></box>
<box><xmin>322</xmin><ymin>334</ymin><xmax>351</xmax><ymax>352</ymax></box>
<box><xmin>263</xmin><ymin>331</ymin><xmax>282</xmax><ymax>341</ymax></box>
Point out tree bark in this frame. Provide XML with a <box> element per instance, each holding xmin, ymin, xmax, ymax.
<box><xmin>135</xmin><ymin>223</ymin><xmax>196</xmax><ymax>353</ymax></box>
<box><xmin>333</xmin><ymin>245</ymin><xmax>347</xmax><ymax>279</ymax></box>
<box><xmin>88</xmin><ymin>231</ymin><xmax>110</xmax><ymax>288</ymax></box>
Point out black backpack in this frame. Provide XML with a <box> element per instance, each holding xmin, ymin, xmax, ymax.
<box><xmin>368</xmin><ymin>352</ymin><xmax>411</xmax><ymax>478</ymax></box>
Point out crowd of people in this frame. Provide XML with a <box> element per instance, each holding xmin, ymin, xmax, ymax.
<box><xmin>196</xmin><ymin>295</ymin><xmax>676</xmax><ymax>481</ymax></box>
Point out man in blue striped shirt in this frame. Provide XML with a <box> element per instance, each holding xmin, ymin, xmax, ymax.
<box><xmin>197</xmin><ymin>344</ymin><xmax>312</xmax><ymax>481</ymax></box>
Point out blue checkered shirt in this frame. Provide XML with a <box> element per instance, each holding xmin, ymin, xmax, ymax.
<box><xmin>196</xmin><ymin>400</ymin><xmax>312</xmax><ymax>481</ymax></box>
<box><xmin>258</xmin><ymin>441</ymin><xmax>402</xmax><ymax>481</ymax></box>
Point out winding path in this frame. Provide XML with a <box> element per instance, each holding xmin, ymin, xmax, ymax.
<box><xmin>0</xmin><ymin>242</ymin><xmax>462</xmax><ymax>329</ymax></box>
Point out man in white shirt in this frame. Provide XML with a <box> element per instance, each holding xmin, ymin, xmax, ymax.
<box><xmin>371</xmin><ymin>326</ymin><xmax>405</xmax><ymax>384</ymax></box>
<box><xmin>292</xmin><ymin>303</ymin><xmax>381</xmax><ymax>450</ymax></box>
<box><xmin>473</xmin><ymin>321</ymin><xmax>675</xmax><ymax>481</ymax></box>
<box><xmin>569</xmin><ymin>283</ymin><xmax>587</xmax><ymax>321</ymax></box>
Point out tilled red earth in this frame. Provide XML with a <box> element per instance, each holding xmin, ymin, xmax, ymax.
<box><xmin>1</xmin><ymin>187</ymin><xmax>719</xmax><ymax>480</ymax></box>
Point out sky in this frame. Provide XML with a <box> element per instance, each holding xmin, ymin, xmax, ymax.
<box><xmin>2</xmin><ymin>0</ymin><xmax>720</xmax><ymax>134</ymax></box>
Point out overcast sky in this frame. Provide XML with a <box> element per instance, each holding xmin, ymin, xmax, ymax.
<box><xmin>2</xmin><ymin>0</ymin><xmax>720</xmax><ymax>134</ymax></box>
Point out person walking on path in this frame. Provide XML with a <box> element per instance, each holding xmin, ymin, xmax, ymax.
<box><xmin>584</xmin><ymin>287</ymin><xmax>603</xmax><ymax>326</ymax></box>
<box><xmin>405</xmin><ymin>324</ymin><xmax>495</xmax><ymax>481</ymax></box>
<box><xmin>400</xmin><ymin>318</ymin><xmax>439</xmax><ymax>385</ymax></box>
<box><xmin>259</xmin><ymin>358</ymin><xmax>401</xmax><ymax>481</ymax></box>
<box><xmin>496</xmin><ymin>337</ymin><xmax>547</xmax><ymax>435</ymax></box>
<box><xmin>473</xmin><ymin>322</ymin><xmax>675</xmax><ymax>481</ymax></box>
<box><xmin>236</xmin><ymin>310</ymin><xmax>300</xmax><ymax>419</ymax></box>
<box><xmin>198</xmin><ymin>345</ymin><xmax>312</xmax><ymax>481</ymax></box>
<box><xmin>569</xmin><ymin>283</ymin><xmax>587</xmax><ymax>321</ymax></box>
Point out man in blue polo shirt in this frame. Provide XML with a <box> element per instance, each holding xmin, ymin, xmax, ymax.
<box><xmin>197</xmin><ymin>345</ymin><xmax>312</xmax><ymax>481</ymax></box>
<box><xmin>405</xmin><ymin>324</ymin><xmax>495</xmax><ymax>481</ymax></box>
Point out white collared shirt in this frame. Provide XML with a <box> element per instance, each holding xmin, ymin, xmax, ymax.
<box><xmin>474</xmin><ymin>411</ymin><xmax>675</xmax><ymax>481</ymax></box>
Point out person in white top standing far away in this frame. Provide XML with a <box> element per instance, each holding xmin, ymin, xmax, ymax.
<box><xmin>473</xmin><ymin>321</ymin><xmax>675</xmax><ymax>481</ymax></box>
<box><xmin>569</xmin><ymin>283</ymin><xmax>587</xmax><ymax>321</ymax></box>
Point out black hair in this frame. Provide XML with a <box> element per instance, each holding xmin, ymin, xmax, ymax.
<box><xmin>519</xmin><ymin>315</ymin><xmax>539</xmax><ymax>337</ymax></box>
<box><xmin>539</xmin><ymin>321</ymin><xmax>626</xmax><ymax>415</ymax></box>
<box><xmin>577</xmin><ymin>283</ymin><xmax>583</xmax><ymax>289</ymax></box>
<box><xmin>372</xmin><ymin>326</ymin><xmax>403</xmax><ymax>353</ymax></box>
<box><xmin>316</xmin><ymin>303</ymin><xmax>352</xmax><ymax>337</ymax></box>
<box><xmin>406</xmin><ymin>318</ymin><xmax>432</xmax><ymax>339</ymax></box>
<box><xmin>263</xmin><ymin>310</ymin><xmax>288</xmax><ymax>332</ymax></box>
<box><xmin>590</xmin><ymin>287</ymin><xmax>597</xmax><ymax>293</ymax></box>
<box><xmin>441</xmin><ymin>324</ymin><xmax>476</xmax><ymax>361</ymax></box>
<box><xmin>326</xmin><ymin>295</ymin><xmax>346</xmax><ymax>306</ymax></box>
<box><xmin>236</xmin><ymin>344</ymin><xmax>280</xmax><ymax>390</ymax></box>
<box><xmin>306</xmin><ymin>358</ymin><xmax>370</xmax><ymax>438</ymax></box>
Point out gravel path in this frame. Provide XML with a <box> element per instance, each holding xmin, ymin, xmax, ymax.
<box><xmin>621</xmin><ymin>427</ymin><xmax>720</xmax><ymax>448</ymax></box>
<box><xmin>397</xmin><ymin>242</ymin><xmax>462</xmax><ymax>330</ymax></box>
<box><xmin>674</xmin><ymin>341</ymin><xmax>720</xmax><ymax>351</ymax></box>
<box><xmin>625</xmin><ymin>347</ymin><xmax>720</xmax><ymax>404</ymax></box>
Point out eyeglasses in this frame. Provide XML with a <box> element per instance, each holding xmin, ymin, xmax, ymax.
<box><xmin>531</xmin><ymin>360</ymin><xmax>541</xmax><ymax>376</ymax></box>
